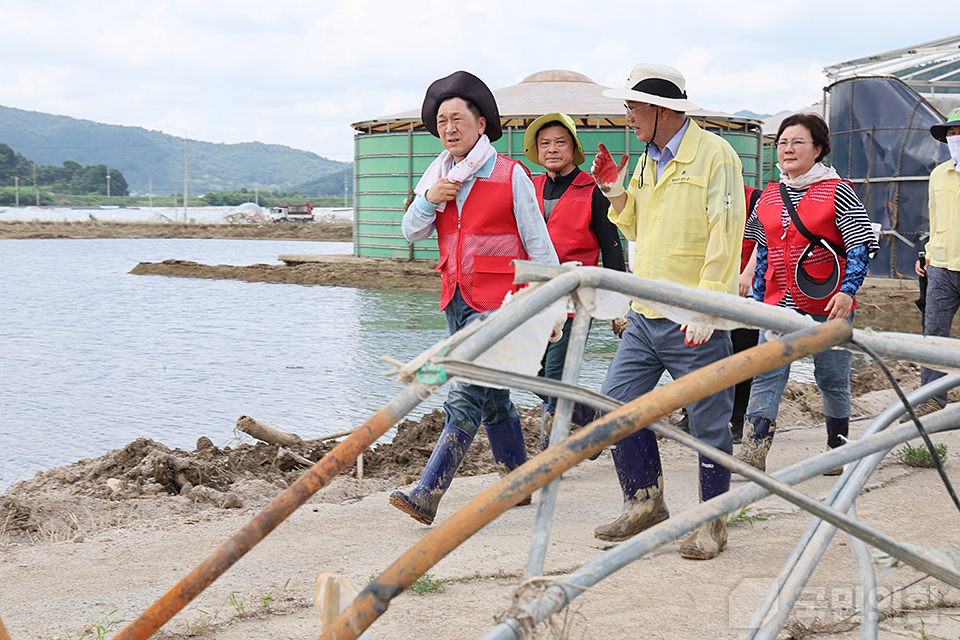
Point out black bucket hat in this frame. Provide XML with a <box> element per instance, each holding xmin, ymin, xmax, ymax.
<box><xmin>930</xmin><ymin>106</ymin><xmax>960</xmax><ymax>143</ymax></box>
<box><xmin>421</xmin><ymin>71</ymin><xmax>502</xmax><ymax>142</ymax></box>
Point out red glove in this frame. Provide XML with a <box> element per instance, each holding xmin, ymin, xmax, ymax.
<box><xmin>591</xmin><ymin>143</ymin><xmax>629</xmax><ymax>198</ymax></box>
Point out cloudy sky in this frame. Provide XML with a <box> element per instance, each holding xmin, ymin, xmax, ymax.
<box><xmin>1</xmin><ymin>1</ymin><xmax>956</xmax><ymax>163</ymax></box>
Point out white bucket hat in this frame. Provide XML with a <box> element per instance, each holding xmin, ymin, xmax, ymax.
<box><xmin>603</xmin><ymin>63</ymin><xmax>700</xmax><ymax>112</ymax></box>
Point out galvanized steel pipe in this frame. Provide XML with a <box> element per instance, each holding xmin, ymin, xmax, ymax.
<box><xmin>112</xmin><ymin>382</ymin><xmax>436</xmax><ymax>640</ymax></box>
<box><xmin>319</xmin><ymin>320</ymin><xmax>853</xmax><ymax>640</ymax></box>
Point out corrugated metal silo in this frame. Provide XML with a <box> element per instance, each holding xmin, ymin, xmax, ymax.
<box><xmin>350</xmin><ymin>70</ymin><xmax>763</xmax><ymax>259</ymax></box>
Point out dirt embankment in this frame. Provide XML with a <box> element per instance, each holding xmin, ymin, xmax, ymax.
<box><xmin>131</xmin><ymin>256</ymin><xmax>441</xmax><ymax>291</ymax></box>
<box><xmin>0</xmin><ymin>360</ymin><xmax>927</xmax><ymax>547</ymax></box>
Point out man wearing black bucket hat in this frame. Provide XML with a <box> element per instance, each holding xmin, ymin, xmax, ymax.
<box><xmin>915</xmin><ymin>106</ymin><xmax>960</xmax><ymax>415</ymax></box>
<box><xmin>735</xmin><ymin>113</ymin><xmax>878</xmax><ymax>477</ymax></box>
<box><xmin>590</xmin><ymin>63</ymin><xmax>745</xmax><ymax>559</ymax></box>
<box><xmin>391</xmin><ymin>71</ymin><xmax>558</xmax><ymax>526</ymax></box>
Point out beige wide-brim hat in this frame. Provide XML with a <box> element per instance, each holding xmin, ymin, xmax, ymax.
<box><xmin>602</xmin><ymin>63</ymin><xmax>700</xmax><ymax>112</ymax></box>
<box><xmin>522</xmin><ymin>112</ymin><xmax>586</xmax><ymax>167</ymax></box>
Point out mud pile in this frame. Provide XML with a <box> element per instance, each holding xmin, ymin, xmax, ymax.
<box><xmin>0</xmin><ymin>360</ymin><xmax>929</xmax><ymax>544</ymax></box>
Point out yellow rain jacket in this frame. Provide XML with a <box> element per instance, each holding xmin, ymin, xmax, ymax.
<box><xmin>609</xmin><ymin>119</ymin><xmax>745</xmax><ymax>318</ymax></box>
<box><xmin>926</xmin><ymin>160</ymin><xmax>960</xmax><ymax>271</ymax></box>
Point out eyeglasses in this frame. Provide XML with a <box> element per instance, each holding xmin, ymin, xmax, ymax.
<box><xmin>624</xmin><ymin>103</ymin><xmax>650</xmax><ymax>117</ymax></box>
<box><xmin>777</xmin><ymin>139</ymin><xmax>811</xmax><ymax>150</ymax></box>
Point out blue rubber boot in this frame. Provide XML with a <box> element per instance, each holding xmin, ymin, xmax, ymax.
<box><xmin>594</xmin><ymin>429</ymin><xmax>669</xmax><ymax>542</ymax></box>
<box><xmin>734</xmin><ymin>415</ymin><xmax>775</xmax><ymax>473</ymax></box>
<box><xmin>540</xmin><ymin>402</ymin><xmax>555</xmax><ymax>452</ymax></box>
<box><xmin>679</xmin><ymin>451</ymin><xmax>732</xmax><ymax>560</ymax></box>
<box><xmin>571</xmin><ymin>402</ymin><xmax>597</xmax><ymax>427</ymax></box>
<box><xmin>485</xmin><ymin>415</ymin><xmax>532</xmax><ymax>506</ymax></box>
<box><xmin>389</xmin><ymin>423</ymin><xmax>474</xmax><ymax>525</ymax></box>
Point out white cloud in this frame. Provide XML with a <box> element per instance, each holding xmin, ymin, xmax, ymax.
<box><xmin>0</xmin><ymin>0</ymin><xmax>956</xmax><ymax>163</ymax></box>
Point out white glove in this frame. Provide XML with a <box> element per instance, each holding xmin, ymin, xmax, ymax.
<box><xmin>549</xmin><ymin>315</ymin><xmax>567</xmax><ymax>343</ymax></box>
<box><xmin>681</xmin><ymin>323</ymin><xmax>714</xmax><ymax>347</ymax></box>
<box><xmin>591</xmin><ymin>143</ymin><xmax>629</xmax><ymax>198</ymax></box>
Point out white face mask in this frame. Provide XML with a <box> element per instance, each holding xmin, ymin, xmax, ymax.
<box><xmin>948</xmin><ymin>136</ymin><xmax>960</xmax><ymax>166</ymax></box>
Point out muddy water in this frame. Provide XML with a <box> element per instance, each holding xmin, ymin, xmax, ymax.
<box><xmin>0</xmin><ymin>238</ymin><xmax>827</xmax><ymax>491</ymax></box>
<box><xmin>0</xmin><ymin>239</ymin><xmax>626</xmax><ymax>490</ymax></box>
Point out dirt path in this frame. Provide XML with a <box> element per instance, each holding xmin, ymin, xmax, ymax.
<box><xmin>3</xmin><ymin>362</ymin><xmax>959</xmax><ymax>640</ymax></box>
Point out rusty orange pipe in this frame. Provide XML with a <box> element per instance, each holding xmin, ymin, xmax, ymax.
<box><xmin>112</xmin><ymin>382</ymin><xmax>435</xmax><ymax>640</ymax></box>
<box><xmin>322</xmin><ymin>319</ymin><xmax>852</xmax><ymax>640</ymax></box>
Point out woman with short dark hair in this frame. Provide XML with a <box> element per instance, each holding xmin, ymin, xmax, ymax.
<box><xmin>734</xmin><ymin>113</ymin><xmax>879</xmax><ymax>476</ymax></box>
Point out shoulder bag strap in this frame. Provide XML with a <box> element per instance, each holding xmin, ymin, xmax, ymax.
<box><xmin>778</xmin><ymin>183</ymin><xmax>846</xmax><ymax>259</ymax></box>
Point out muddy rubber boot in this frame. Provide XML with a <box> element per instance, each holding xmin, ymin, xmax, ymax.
<box><xmin>679</xmin><ymin>518</ymin><xmax>728</xmax><ymax>560</ymax></box>
<box><xmin>680</xmin><ymin>452</ymin><xmax>731</xmax><ymax>559</ymax></box>
<box><xmin>734</xmin><ymin>415</ymin><xmax>775</xmax><ymax>473</ymax></box>
<box><xmin>389</xmin><ymin>423</ymin><xmax>474</xmax><ymax>525</ymax></box>
<box><xmin>594</xmin><ymin>430</ymin><xmax>669</xmax><ymax>542</ymax></box>
<box><xmin>485</xmin><ymin>416</ymin><xmax>532</xmax><ymax>506</ymax></box>
<box><xmin>823</xmin><ymin>416</ymin><xmax>849</xmax><ymax>476</ymax></box>
<box><xmin>540</xmin><ymin>402</ymin><xmax>555</xmax><ymax>452</ymax></box>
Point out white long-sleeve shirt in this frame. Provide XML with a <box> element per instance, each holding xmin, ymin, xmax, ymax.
<box><xmin>402</xmin><ymin>154</ymin><xmax>559</xmax><ymax>265</ymax></box>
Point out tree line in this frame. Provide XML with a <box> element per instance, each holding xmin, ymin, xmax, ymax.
<box><xmin>0</xmin><ymin>143</ymin><xmax>129</xmax><ymax>202</ymax></box>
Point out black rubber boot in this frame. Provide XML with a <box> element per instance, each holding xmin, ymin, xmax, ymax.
<box><xmin>823</xmin><ymin>416</ymin><xmax>849</xmax><ymax>476</ymax></box>
<box><xmin>730</xmin><ymin>420</ymin><xmax>743</xmax><ymax>445</ymax></box>
<box><xmin>675</xmin><ymin>408</ymin><xmax>691</xmax><ymax>434</ymax></box>
<box><xmin>389</xmin><ymin>423</ymin><xmax>475</xmax><ymax>525</ymax></box>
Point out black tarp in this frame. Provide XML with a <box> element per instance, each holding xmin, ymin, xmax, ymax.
<box><xmin>828</xmin><ymin>76</ymin><xmax>952</xmax><ymax>278</ymax></box>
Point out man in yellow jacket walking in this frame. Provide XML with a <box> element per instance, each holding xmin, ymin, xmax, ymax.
<box><xmin>591</xmin><ymin>63</ymin><xmax>745</xmax><ymax>559</ymax></box>
<box><xmin>916</xmin><ymin>106</ymin><xmax>960</xmax><ymax>413</ymax></box>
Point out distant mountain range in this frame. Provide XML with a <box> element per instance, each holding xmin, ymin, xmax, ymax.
<box><xmin>734</xmin><ymin>109</ymin><xmax>789</xmax><ymax>120</ymax></box>
<box><xmin>0</xmin><ymin>104</ymin><xmax>351</xmax><ymax>196</ymax></box>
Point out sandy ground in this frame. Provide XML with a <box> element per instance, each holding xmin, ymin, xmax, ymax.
<box><xmin>3</xmin><ymin>222</ymin><xmax>960</xmax><ymax>640</ymax></box>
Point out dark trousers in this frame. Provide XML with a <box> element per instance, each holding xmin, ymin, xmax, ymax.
<box><xmin>731</xmin><ymin>328</ymin><xmax>759</xmax><ymax>425</ymax></box>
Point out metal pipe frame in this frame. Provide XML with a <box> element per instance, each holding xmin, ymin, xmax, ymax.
<box><xmin>526</xmin><ymin>291</ymin><xmax>594</xmax><ymax>577</ymax></box>
<box><xmin>481</xmin><ymin>407</ymin><xmax>960</xmax><ymax>640</ymax></box>
<box><xmin>112</xmin><ymin>263</ymin><xmax>960</xmax><ymax>640</ymax></box>
<box><xmin>514</xmin><ymin>262</ymin><xmax>960</xmax><ymax>372</ymax></box>
<box><xmin>745</xmin><ymin>374</ymin><xmax>960</xmax><ymax>640</ymax></box>
<box><xmin>112</xmin><ymin>382</ymin><xmax>437</xmax><ymax>640</ymax></box>
<box><xmin>320</xmin><ymin>320</ymin><xmax>854</xmax><ymax>640</ymax></box>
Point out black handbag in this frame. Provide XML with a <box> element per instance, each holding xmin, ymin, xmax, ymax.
<box><xmin>779</xmin><ymin>183</ymin><xmax>845</xmax><ymax>300</ymax></box>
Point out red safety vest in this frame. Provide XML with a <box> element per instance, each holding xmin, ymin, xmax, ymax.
<box><xmin>741</xmin><ymin>185</ymin><xmax>761</xmax><ymax>274</ymax></box>
<box><xmin>757</xmin><ymin>179</ymin><xmax>853</xmax><ymax>315</ymax></box>
<box><xmin>533</xmin><ymin>171</ymin><xmax>601</xmax><ymax>267</ymax></box>
<box><xmin>434</xmin><ymin>154</ymin><xmax>530</xmax><ymax>312</ymax></box>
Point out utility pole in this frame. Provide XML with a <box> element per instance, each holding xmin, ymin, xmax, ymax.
<box><xmin>255</xmin><ymin>182</ymin><xmax>259</xmax><ymax>206</ymax></box>
<box><xmin>183</xmin><ymin>133</ymin><xmax>189</xmax><ymax>223</ymax></box>
<box><xmin>106</xmin><ymin>170</ymin><xmax>111</xmax><ymax>197</ymax></box>
<box><xmin>344</xmin><ymin>175</ymin><xmax>348</xmax><ymax>207</ymax></box>
<box><xmin>11</xmin><ymin>176</ymin><xmax>18</xmax><ymax>206</ymax></box>
<box><xmin>148</xmin><ymin>178</ymin><xmax>153</xmax><ymax>209</ymax></box>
